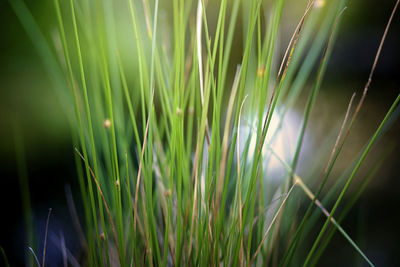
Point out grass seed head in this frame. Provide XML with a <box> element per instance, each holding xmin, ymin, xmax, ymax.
<box><xmin>189</xmin><ymin>107</ymin><xmax>194</xmax><ymax>115</ymax></box>
<box><xmin>314</xmin><ymin>0</ymin><xmax>325</xmax><ymax>8</ymax></box>
<box><xmin>257</xmin><ymin>66</ymin><xmax>266</xmax><ymax>77</ymax></box>
<box><xmin>177</xmin><ymin>107</ymin><xmax>182</xmax><ymax>117</ymax></box>
<box><xmin>104</xmin><ymin>118</ymin><xmax>111</xmax><ymax>129</ymax></box>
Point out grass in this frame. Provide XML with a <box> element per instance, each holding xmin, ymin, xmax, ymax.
<box><xmin>7</xmin><ymin>0</ymin><xmax>400</xmax><ymax>266</ymax></box>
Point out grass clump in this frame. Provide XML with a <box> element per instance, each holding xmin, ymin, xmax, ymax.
<box><xmin>9</xmin><ymin>0</ymin><xmax>400</xmax><ymax>266</ymax></box>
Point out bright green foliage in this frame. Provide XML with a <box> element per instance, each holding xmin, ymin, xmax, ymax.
<box><xmin>10</xmin><ymin>0</ymin><xmax>400</xmax><ymax>266</ymax></box>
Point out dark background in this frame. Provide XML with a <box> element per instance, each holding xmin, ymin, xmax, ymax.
<box><xmin>0</xmin><ymin>0</ymin><xmax>399</xmax><ymax>266</ymax></box>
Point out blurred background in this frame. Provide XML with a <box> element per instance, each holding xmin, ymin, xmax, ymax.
<box><xmin>0</xmin><ymin>0</ymin><xmax>399</xmax><ymax>266</ymax></box>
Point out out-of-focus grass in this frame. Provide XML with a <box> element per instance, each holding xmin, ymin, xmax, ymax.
<box><xmin>3</xmin><ymin>0</ymin><xmax>400</xmax><ymax>266</ymax></box>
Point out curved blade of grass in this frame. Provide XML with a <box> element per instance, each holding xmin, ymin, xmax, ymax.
<box><xmin>8</xmin><ymin>0</ymin><xmax>72</xmax><ymax>114</ymax></box>
<box><xmin>28</xmin><ymin>247</ymin><xmax>41</xmax><ymax>267</ymax></box>
<box><xmin>0</xmin><ymin>247</ymin><xmax>10</xmax><ymax>267</ymax></box>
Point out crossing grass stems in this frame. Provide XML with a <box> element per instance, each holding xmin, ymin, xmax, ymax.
<box><xmin>8</xmin><ymin>0</ymin><xmax>400</xmax><ymax>266</ymax></box>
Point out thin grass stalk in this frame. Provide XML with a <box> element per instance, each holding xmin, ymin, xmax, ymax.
<box><xmin>250</xmin><ymin>185</ymin><xmax>296</xmax><ymax>265</ymax></box>
<box><xmin>75</xmin><ymin>149</ymin><xmax>122</xmax><ymax>264</ymax></box>
<box><xmin>241</xmin><ymin>2</ymin><xmax>313</xmax><ymax>264</ymax></box>
<box><xmin>309</xmin><ymin>148</ymin><xmax>394</xmax><ymax>266</ymax></box>
<box><xmin>267</xmin><ymin>146</ymin><xmax>374</xmax><ymax>266</ymax></box>
<box><xmin>303</xmin><ymin>96</ymin><xmax>400</xmax><ymax>267</ymax></box>
<box><xmin>279</xmin><ymin>3</ymin><xmax>349</xmax><ymax>264</ymax></box>
<box><xmin>303</xmin><ymin>1</ymin><xmax>400</xmax><ymax>264</ymax></box>
<box><xmin>13</xmin><ymin>127</ymin><xmax>34</xmax><ymax>267</ymax></box>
